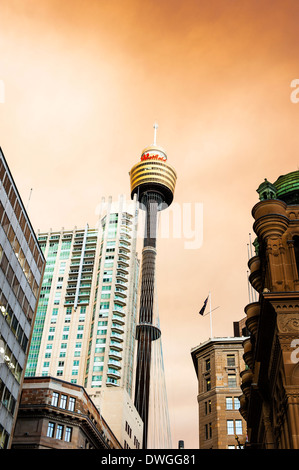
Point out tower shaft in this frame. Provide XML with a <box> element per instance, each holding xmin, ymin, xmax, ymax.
<box><xmin>130</xmin><ymin>135</ymin><xmax>177</xmax><ymax>449</ymax></box>
<box><xmin>134</xmin><ymin>193</ymin><xmax>161</xmax><ymax>449</ymax></box>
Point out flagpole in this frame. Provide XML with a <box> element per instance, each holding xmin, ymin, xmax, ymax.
<box><xmin>209</xmin><ymin>291</ymin><xmax>213</xmax><ymax>338</ymax></box>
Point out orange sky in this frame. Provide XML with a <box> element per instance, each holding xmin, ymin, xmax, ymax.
<box><xmin>1</xmin><ymin>0</ymin><xmax>299</xmax><ymax>448</ymax></box>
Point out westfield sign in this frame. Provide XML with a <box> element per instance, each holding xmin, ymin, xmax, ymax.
<box><xmin>141</xmin><ymin>152</ymin><xmax>167</xmax><ymax>162</ymax></box>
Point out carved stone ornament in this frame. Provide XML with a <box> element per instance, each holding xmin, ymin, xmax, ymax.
<box><xmin>277</xmin><ymin>314</ymin><xmax>299</xmax><ymax>333</ymax></box>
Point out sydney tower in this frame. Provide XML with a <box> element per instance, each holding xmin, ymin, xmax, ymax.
<box><xmin>129</xmin><ymin>125</ymin><xmax>177</xmax><ymax>448</ymax></box>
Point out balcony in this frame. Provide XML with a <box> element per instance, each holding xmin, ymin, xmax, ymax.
<box><xmin>113</xmin><ymin>305</ymin><xmax>126</xmax><ymax>316</ymax></box>
<box><xmin>106</xmin><ymin>377</ymin><xmax>119</xmax><ymax>387</ymax></box>
<box><xmin>109</xmin><ymin>349</ymin><xmax>122</xmax><ymax>360</ymax></box>
<box><xmin>110</xmin><ymin>332</ymin><xmax>123</xmax><ymax>342</ymax></box>
<box><xmin>118</xmin><ymin>258</ymin><xmax>129</xmax><ymax>267</ymax></box>
<box><xmin>115</xmin><ymin>280</ymin><xmax>128</xmax><ymax>290</ymax></box>
<box><xmin>111</xmin><ymin>323</ymin><xmax>124</xmax><ymax>334</ymax></box>
<box><xmin>116</xmin><ymin>272</ymin><xmax>128</xmax><ymax>283</ymax></box>
<box><xmin>114</xmin><ymin>295</ymin><xmax>126</xmax><ymax>306</ymax></box>
<box><xmin>119</xmin><ymin>238</ymin><xmax>131</xmax><ymax>247</ymax></box>
<box><xmin>110</xmin><ymin>340</ymin><xmax>123</xmax><ymax>351</ymax></box>
<box><xmin>117</xmin><ymin>264</ymin><xmax>129</xmax><ymax>274</ymax></box>
<box><xmin>115</xmin><ymin>288</ymin><xmax>127</xmax><ymax>298</ymax></box>
<box><xmin>112</xmin><ymin>315</ymin><xmax>125</xmax><ymax>325</ymax></box>
<box><xmin>107</xmin><ymin>368</ymin><xmax>121</xmax><ymax>379</ymax></box>
<box><xmin>107</xmin><ymin>359</ymin><xmax>122</xmax><ymax>369</ymax></box>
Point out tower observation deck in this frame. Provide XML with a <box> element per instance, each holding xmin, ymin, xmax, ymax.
<box><xmin>129</xmin><ymin>126</ymin><xmax>177</xmax><ymax>448</ymax></box>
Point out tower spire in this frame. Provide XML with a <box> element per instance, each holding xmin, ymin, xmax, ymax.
<box><xmin>153</xmin><ymin>122</ymin><xmax>158</xmax><ymax>146</ymax></box>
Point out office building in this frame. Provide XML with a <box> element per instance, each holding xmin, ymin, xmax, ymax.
<box><xmin>191</xmin><ymin>335</ymin><xmax>248</xmax><ymax>449</ymax></box>
<box><xmin>240</xmin><ymin>171</ymin><xmax>299</xmax><ymax>448</ymax></box>
<box><xmin>0</xmin><ymin>147</ymin><xmax>45</xmax><ymax>448</ymax></box>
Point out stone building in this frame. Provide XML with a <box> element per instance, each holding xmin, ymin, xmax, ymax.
<box><xmin>11</xmin><ymin>376</ymin><xmax>121</xmax><ymax>449</ymax></box>
<box><xmin>191</xmin><ymin>335</ymin><xmax>248</xmax><ymax>449</ymax></box>
<box><xmin>240</xmin><ymin>170</ymin><xmax>299</xmax><ymax>448</ymax></box>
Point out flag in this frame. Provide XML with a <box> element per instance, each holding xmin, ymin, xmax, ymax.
<box><xmin>199</xmin><ymin>296</ymin><xmax>209</xmax><ymax>316</ymax></box>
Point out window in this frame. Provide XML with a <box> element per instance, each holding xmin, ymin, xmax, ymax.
<box><xmin>205</xmin><ymin>400</ymin><xmax>212</xmax><ymax>414</ymax></box>
<box><xmin>234</xmin><ymin>397</ymin><xmax>240</xmax><ymax>409</ymax></box>
<box><xmin>125</xmin><ymin>421</ymin><xmax>132</xmax><ymax>438</ymax></box>
<box><xmin>51</xmin><ymin>392</ymin><xmax>59</xmax><ymax>407</ymax></box>
<box><xmin>47</xmin><ymin>422</ymin><xmax>55</xmax><ymax>438</ymax></box>
<box><xmin>65</xmin><ymin>426</ymin><xmax>72</xmax><ymax>442</ymax></box>
<box><xmin>226</xmin><ymin>397</ymin><xmax>233</xmax><ymax>410</ymax></box>
<box><xmin>56</xmin><ymin>424</ymin><xmax>63</xmax><ymax>440</ymax></box>
<box><xmin>205</xmin><ymin>423</ymin><xmax>212</xmax><ymax>440</ymax></box>
<box><xmin>68</xmin><ymin>397</ymin><xmax>76</xmax><ymax>412</ymax></box>
<box><xmin>206</xmin><ymin>378</ymin><xmax>211</xmax><ymax>391</ymax></box>
<box><xmin>205</xmin><ymin>358</ymin><xmax>211</xmax><ymax>371</ymax></box>
<box><xmin>227</xmin><ymin>355</ymin><xmax>235</xmax><ymax>367</ymax></box>
<box><xmin>228</xmin><ymin>374</ymin><xmax>237</xmax><ymax>388</ymax></box>
<box><xmin>235</xmin><ymin>420</ymin><xmax>243</xmax><ymax>435</ymax></box>
<box><xmin>59</xmin><ymin>395</ymin><xmax>67</xmax><ymax>409</ymax></box>
<box><xmin>227</xmin><ymin>420</ymin><xmax>234</xmax><ymax>435</ymax></box>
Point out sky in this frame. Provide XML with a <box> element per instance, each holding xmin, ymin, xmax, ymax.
<box><xmin>1</xmin><ymin>0</ymin><xmax>299</xmax><ymax>449</ymax></box>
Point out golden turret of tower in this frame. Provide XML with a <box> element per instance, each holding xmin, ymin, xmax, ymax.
<box><xmin>129</xmin><ymin>125</ymin><xmax>177</xmax><ymax>208</ymax></box>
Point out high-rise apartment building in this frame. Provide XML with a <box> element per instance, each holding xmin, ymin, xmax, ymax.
<box><xmin>191</xmin><ymin>335</ymin><xmax>248</xmax><ymax>449</ymax></box>
<box><xmin>25</xmin><ymin>196</ymin><xmax>143</xmax><ymax>448</ymax></box>
<box><xmin>0</xmin><ymin>147</ymin><xmax>45</xmax><ymax>448</ymax></box>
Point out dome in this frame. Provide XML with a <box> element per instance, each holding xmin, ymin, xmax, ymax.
<box><xmin>273</xmin><ymin>170</ymin><xmax>299</xmax><ymax>204</ymax></box>
<box><xmin>140</xmin><ymin>144</ymin><xmax>167</xmax><ymax>161</ymax></box>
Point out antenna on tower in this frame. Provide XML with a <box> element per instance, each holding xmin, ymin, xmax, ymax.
<box><xmin>153</xmin><ymin>122</ymin><xmax>158</xmax><ymax>145</ymax></box>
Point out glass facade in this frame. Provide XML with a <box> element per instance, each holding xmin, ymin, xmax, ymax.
<box><xmin>0</xmin><ymin>148</ymin><xmax>45</xmax><ymax>448</ymax></box>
